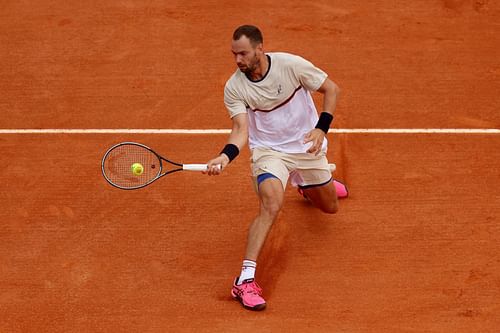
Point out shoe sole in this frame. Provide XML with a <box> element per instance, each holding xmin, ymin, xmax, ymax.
<box><xmin>231</xmin><ymin>290</ymin><xmax>267</xmax><ymax>311</ymax></box>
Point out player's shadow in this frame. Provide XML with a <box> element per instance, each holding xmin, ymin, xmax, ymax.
<box><xmin>214</xmin><ymin>213</ymin><xmax>290</xmax><ymax>306</ymax></box>
<box><xmin>255</xmin><ymin>214</ymin><xmax>290</xmax><ymax>298</ymax></box>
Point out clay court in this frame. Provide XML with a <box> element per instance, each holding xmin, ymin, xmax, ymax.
<box><xmin>1</xmin><ymin>1</ymin><xmax>499</xmax><ymax>332</ymax></box>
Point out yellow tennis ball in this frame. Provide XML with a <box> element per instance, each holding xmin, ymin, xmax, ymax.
<box><xmin>131</xmin><ymin>163</ymin><xmax>144</xmax><ymax>176</ymax></box>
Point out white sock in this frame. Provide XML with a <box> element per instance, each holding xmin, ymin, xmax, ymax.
<box><xmin>237</xmin><ymin>260</ymin><xmax>257</xmax><ymax>285</ymax></box>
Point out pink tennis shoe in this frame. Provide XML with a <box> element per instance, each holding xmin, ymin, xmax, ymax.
<box><xmin>333</xmin><ymin>179</ymin><xmax>349</xmax><ymax>198</ymax></box>
<box><xmin>231</xmin><ymin>278</ymin><xmax>266</xmax><ymax>311</ymax></box>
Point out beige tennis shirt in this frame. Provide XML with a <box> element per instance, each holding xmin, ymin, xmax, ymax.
<box><xmin>224</xmin><ymin>52</ymin><xmax>328</xmax><ymax>153</ymax></box>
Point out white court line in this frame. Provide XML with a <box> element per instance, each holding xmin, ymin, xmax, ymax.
<box><xmin>0</xmin><ymin>128</ymin><xmax>498</xmax><ymax>134</ymax></box>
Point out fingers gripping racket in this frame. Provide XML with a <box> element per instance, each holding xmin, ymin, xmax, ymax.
<box><xmin>101</xmin><ymin>142</ymin><xmax>216</xmax><ymax>190</ymax></box>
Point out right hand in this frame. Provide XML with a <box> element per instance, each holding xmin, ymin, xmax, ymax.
<box><xmin>304</xmin><ymin>128</ymin><xmax>326</xmax><ymax>155</ymax></box>
<box><xmin>203</xmin><ymin>154</ymin><xmax>230</xmax><ymax>176</ymax></box>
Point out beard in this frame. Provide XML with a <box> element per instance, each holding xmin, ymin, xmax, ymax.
<box><xmin>239</xmin><ymin>54</ymin><xmax>260</xmax><ymax>75</ymax></box>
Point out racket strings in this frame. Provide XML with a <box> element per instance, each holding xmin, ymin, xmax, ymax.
<box><xmin>103</xmin><ymin>145</ymin><xmax>161</xmax><ymax>189</ymax></box>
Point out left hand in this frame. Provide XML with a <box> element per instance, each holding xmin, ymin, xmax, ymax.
<box><xmin>304</xmin><ymin>128</ymin><xmax>326</xmax><ymax>155</ymax></box>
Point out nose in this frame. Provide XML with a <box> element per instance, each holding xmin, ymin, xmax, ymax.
<box><xmin>235</xmin><ymin>54</ymin><xmax>243</xmax><ymax>64</ymax></box>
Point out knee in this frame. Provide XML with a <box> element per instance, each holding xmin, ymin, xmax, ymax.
<box><xmin>261</xmin><ymin>198</ymin><xmax>282</xmax><ymax>219</ymax></box>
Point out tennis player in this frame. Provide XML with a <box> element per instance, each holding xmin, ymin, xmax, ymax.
<box><xmin>205</xmin><ymin>25</ymin><xmax>348</xmax><ymax>311</ymax></box>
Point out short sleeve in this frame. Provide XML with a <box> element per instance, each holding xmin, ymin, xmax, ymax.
<box><xmin>292</xmin><ymin>55</ymin><xmax>328</xmax><ymax>91</ymax></box>
<box><xmin>224</xmin><ymin>82</ymin><xmax>247</xmax><ymax>118</ymax></box>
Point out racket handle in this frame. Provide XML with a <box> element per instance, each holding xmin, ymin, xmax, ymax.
<box><xmin>183</xmin><ymin>164</ymin><xmax>221</xmax><ymax>171</ymax></box>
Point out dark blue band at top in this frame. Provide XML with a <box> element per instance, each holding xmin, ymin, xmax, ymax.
<box><xmin>257</xmin><ymin>173</ymin><xmax>278</xmax><ymax>185</ymax></box>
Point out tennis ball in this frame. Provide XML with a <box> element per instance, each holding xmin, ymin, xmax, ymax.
<box><xmin>131</xmin><ymin>162</ymin><xmax>144</xmax><ymax>176</ymax></box>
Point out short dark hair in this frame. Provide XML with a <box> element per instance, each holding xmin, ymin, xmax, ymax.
<box><xmin>233</xmin><ymin>25</ymin><xmax>263</xmax><ymax>46</ymax></box>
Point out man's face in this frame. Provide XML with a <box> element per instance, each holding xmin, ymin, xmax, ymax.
<box><xmin>231</xmin><ymin>36</ymin><xmax>262</xmax><ymax>74</ymax></box>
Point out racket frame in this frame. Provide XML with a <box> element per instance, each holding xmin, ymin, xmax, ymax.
<box><xmin>101</xmin><ymin>141</ymin><xmax>186</xmax><ymax>190</ymax></box>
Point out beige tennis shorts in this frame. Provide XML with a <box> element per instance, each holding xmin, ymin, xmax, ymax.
<box><xmin>251</xmin><ymin>147</ymin><xmax>332</xmax><ymax>191</ymax></box>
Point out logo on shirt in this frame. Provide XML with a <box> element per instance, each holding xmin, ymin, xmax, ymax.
<box><xmin>277</xmin><ymin>84</ymin><xmax>282</xmax><ymax>96</ymax></box>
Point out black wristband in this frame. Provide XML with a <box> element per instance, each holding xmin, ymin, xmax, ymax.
<box><xmin>220</xmin><ymin>143</ymin><xmax>239</xmax><ymax>162</ymax></box>
<box><xmin>315</xmin><ymin>112</ymin><xmax>334</xmax><ymax>134</ymax></box>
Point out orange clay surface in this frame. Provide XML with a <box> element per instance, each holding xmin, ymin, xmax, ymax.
<box><xmin>1</xmin><ymin>1</ymin><xmax>499</xmax><ymax>332</ymax></box>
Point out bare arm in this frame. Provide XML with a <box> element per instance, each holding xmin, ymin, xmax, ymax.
<box><xmin>226</xmin><ymin>112</ymin><xmax>249</xmax><ymax>152</ymax></box>
<box><xmin>317</xmin><ymin>78</ymin><xmax>340</xmax><ymax>117</ymax></box>
<box><xmin>304</xmin><ymin>78</ymin><xmax>340</xmax><ymax>155</ymax></box>
<box><xmin>205</xmin><ymin>113</ymin><xmax>248</xmax><ymax>175</ymax></box>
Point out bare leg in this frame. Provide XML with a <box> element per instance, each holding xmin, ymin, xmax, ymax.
<box><xmin>302</xmin><ymin>180</ymin><xmax>339</xmax><ymax>214</ymax></box>
<box><xmin>245</xmin><ymin>178</ymin><xmax>284</xmax><ymax>261</ymax></box>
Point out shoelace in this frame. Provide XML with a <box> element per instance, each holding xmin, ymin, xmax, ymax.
<box><xmin>241</xmin><ymin>282</ymin><xmax>262</xmax><ymax>295</ymax></box>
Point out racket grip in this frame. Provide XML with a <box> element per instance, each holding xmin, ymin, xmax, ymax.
<box><xmin>183</xmin><ymin>164</ymin><xmax>221</xmax><ymax>171</ymax></box>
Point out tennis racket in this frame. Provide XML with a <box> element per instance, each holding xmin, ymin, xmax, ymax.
<box><xmin>101</xmin><ymin>142</ymin><xmax>217</xmax><ymax>190</ymax></box>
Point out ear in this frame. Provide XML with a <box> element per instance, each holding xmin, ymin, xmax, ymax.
<box><xmin>255</xmin><ymin>43</ymin><xmax>264</xmax><ymax>55</ymax></box>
